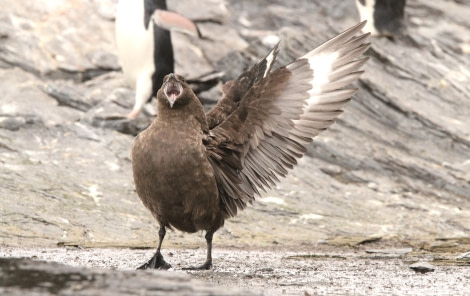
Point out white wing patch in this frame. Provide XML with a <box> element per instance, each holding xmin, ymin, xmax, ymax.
<box><xmin>307</xmin><ymin>51</ymin><xmax>340</xmax><ymax>96</ymax></box>
<box><xmin>263</xmin><ymin>45</ymin><xmax>278</xmax><ymax>78</ymax></box>
<box><xmin>282</xmin><ymin>21</ymin><xmax>370</xmax><ymax>143</ymax></box>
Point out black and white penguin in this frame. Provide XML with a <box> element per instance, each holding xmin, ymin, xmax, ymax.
<box><xmin>115</xmin><ymin>0</ymin><xmax>199</xmax><ymax>119</ymax></box>
<box><xmin>356</xmin><ymin>0</ymin><xmax>406</xmax><ymax>37</ymax></box>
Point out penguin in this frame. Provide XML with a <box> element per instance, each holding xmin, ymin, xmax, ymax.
<box><xmin>115</xmin><ymin>0</ymin><xmax>199</xmax><ymax>119</ymax></box>
<box><xmin>356</xmin><ymin>0</ymin><xmax>406</xmax><ymax>37</ymax></box>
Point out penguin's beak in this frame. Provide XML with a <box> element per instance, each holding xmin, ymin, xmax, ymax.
<box><xmin>152</xmin><ymin>10</ymin><xmax>200</xmax><ymax>37</ymax></box>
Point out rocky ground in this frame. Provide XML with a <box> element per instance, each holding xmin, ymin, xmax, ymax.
<box><xmin>2</xmin><ymin>244</ymin><xmax>470</xmax><ymax>295</ymax></box>
<box><xmin>1</xmin><ymin>0</ymin><xmax>470</xmax><ymax>295</ymax></box>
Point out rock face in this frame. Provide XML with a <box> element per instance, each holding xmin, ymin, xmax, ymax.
<box><xmin>1</xmin><ymin>0</ymin><xmax>470</xmax><ymax>252</ymax></box>
<box><xmin>0</xmin><ymin>257</ymin><xmax>260</xmax><ymax>296</ymax></box>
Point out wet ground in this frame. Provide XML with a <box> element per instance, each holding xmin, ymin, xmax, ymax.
<box><xmin>1</xmin><ymin>243</ymin><xmax>470</xmax><ymax>295</ymax></box>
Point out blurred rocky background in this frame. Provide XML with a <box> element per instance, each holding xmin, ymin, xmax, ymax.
<box><xmin>1</xmin><ymin>0</ymin><xmax>469</xmax><ymax>271</ymax></box>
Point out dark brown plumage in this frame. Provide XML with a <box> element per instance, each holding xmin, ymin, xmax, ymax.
<box><xmin>131</xmin><ymin>21</ymin><xmax>371</xmax><ymax>270</ymax></box>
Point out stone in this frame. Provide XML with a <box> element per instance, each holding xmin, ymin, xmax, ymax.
<box><xmin>42</xmin><ymin>81</ymin><xmax>92</xmax><ymax>112</ymax></box>
<box><xmin>457</xmin><ymin>252</ymin><xmax>470</xmax><ymax>260</ymax></box>
<box><xmin>0</xmin><ymin>115</ymin><xmax>42</xmax><ymax>131</ymax></box>
<box><xmin>327</xmin><ymin>236</ymin><xmax>383</xmax><ymax>247</ymax></box>
<box><xmin>0</xmin><ymin>257</ymin><xmax>260</xmax><ymax>296</ymax></box>
<box><xmin>409</xmin><ymin>262</ymin><xmax>436</xmax><ymax>274</ymax></box>
<box><xmin>365</xmin><ymin>248</ymin><xmax>413</xmax><ymax>255</ymax></box>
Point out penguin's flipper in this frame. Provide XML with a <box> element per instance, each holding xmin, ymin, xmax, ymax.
<box><xmin>151</xmin><ymin>10</ymin><xmax>201</xmax><ymax>37</ymax></box>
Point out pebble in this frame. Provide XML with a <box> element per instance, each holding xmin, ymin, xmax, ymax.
<box><xmin>409</xmin><ymin>262</ymin><xmax>436</xmax><ymax>274</ymax></box>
